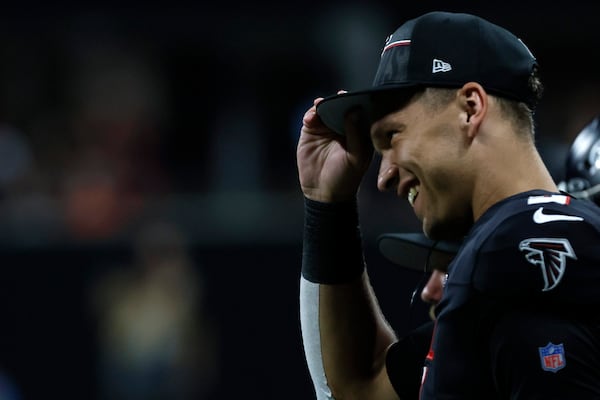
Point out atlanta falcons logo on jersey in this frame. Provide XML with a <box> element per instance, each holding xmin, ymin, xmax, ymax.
<box><xmin>518</xmin><ymin>238</ymin><xmax>577</xmax><ymax>291</ymax></box>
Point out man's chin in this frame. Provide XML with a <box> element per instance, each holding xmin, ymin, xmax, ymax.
<box><xmin>425</xmin><ymin>219</ymin><xmax>470</xmax><ymax>242</ymax></box>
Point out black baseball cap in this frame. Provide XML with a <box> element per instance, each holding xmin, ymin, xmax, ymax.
<box><xmin>317</xmin><ymin>11</ymin><xmax>538</xmax><ymax>135</ymax></box>
<box><xmin>377</xmin><ymin>232</ymin><xmax>461</xmax><ymax>273</ymax></box>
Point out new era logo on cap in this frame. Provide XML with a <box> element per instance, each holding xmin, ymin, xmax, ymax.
<box><xmin>432</xmin><ymin>59</ymin><xmax>452</xmax><ymax>73</ymax></box>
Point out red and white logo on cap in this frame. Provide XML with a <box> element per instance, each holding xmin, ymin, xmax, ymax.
<box><xmin>381</xmin><ymin>38</ymin><xmax>410</xmax><ymax>56</ymax></box>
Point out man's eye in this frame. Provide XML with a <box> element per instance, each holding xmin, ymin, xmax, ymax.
<box><xmin>387</xmin><ymin>131</ymin><xmax>399</xmax><ymax>140</ymax></box>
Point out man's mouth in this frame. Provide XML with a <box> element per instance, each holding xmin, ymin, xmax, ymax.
<box><xmin>408</xmin><ymin>185</ymin><xmax>420</xmax><ymax>207</ymax></box>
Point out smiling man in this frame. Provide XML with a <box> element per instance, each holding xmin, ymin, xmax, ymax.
<box><xmin>297</xmin><ymin>11</ymin><xmax>600</xmax><ymax>400</ymax></box>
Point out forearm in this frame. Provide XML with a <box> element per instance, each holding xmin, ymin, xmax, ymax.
<box><xmin>300</xmin><ymin>198</ymin><xmax>397</xmax><ymax>398</ymax></box>
<box><xmin>325</xmin><ymin>274</ymin><xmax>397</xmax><ymax>382</ymax></box>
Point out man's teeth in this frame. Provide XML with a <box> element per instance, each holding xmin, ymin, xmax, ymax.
<box><xmin>408</xmin><ymin>186</ymin><xmax>419</xmax><ymax>207</ymax></box>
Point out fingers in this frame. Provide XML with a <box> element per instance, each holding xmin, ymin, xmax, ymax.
<box><xmin>304</xmin><ymin>91</ymin><xmax>364</xmax><ymax>140</ymax></box>
<box><xmin>303</xmin><ymin>97</ymin><xmax>330</xmax><ymax>134</ymax></box>
<box><xmin>305</xmin><ymin>90</ymin><xmax>346</xmax><ymax>128</ymax></box>
<box><xmin>302</xmin><ymin>107</ymin><xmax>321</xmax><ymax>131</ymax></box>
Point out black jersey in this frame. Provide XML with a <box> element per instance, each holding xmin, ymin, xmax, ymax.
<box><xmin>390</xmin><ymin>190</ymin><xmax>600</xmax><ymax>399</ymax></box>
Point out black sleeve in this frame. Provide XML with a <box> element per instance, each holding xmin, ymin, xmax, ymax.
<box><xmin>386</xmin><ymin>321</ymin><xmax>434</xmax><ymax>400</ymax></box>
<box><xmin>489</xmin><ymin>308</ymin><xmax>600</xmax><ymax>399</ymax></box>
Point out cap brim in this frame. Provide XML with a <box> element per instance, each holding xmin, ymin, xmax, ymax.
<box><xmin>316</xmin><ymin>85</ymin><xmax>419</xmax><ymax>135</ymax></box>
<box><xmin>377</xmin><ymin>232</ymin><xmax>461</xmax><ymax>273</ymax></box>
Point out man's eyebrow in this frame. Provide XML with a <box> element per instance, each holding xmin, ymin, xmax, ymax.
<box><xmin>370</xmin><ymin>121</ymin><xmax>405</xmax><ymax>151</ymax></box>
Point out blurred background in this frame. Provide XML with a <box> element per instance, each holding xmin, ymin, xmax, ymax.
<box><xmin>0</xmin><ymin>1</ymin><xmax>599</xmax><ymax>399</ymax></box>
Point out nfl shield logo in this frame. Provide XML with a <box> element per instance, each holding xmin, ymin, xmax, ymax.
<box><xmin>538</xmin><ymin>342</ymin><xmax>566</xmax><ymax>372</ymax></box>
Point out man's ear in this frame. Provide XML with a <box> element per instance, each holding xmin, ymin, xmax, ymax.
<box><xmin>458</xmin><ymin>82</ymin><xmax>487</xmax><ymax>138</ymax></box>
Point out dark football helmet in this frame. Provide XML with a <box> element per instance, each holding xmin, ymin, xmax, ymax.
<box><xmin>558</xmin><ymin>116</ymin><xmax>600</xmax><ymax>205</ymax></box>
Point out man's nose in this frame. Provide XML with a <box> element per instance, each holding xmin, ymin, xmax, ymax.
<box><xmin>377</xmin><ymin>162</ymin><xmax>400</xmax><ymax>192</ymax></box>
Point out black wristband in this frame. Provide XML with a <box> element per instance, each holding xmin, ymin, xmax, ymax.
<box><xmin>301</xmin><ymin>197</ymin><xmax>365</xmax><ymax>284</ymax></box>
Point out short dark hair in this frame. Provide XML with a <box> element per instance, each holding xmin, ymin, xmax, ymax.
<box><xmin>420</xmin><ymin>66</ymin><xmax>543</xmax><ymax>139</ymax></box>
<box><xmin>496</xmin><ymin>65</ymin><xmax>543</xmax><ymax>139</ymax></box>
